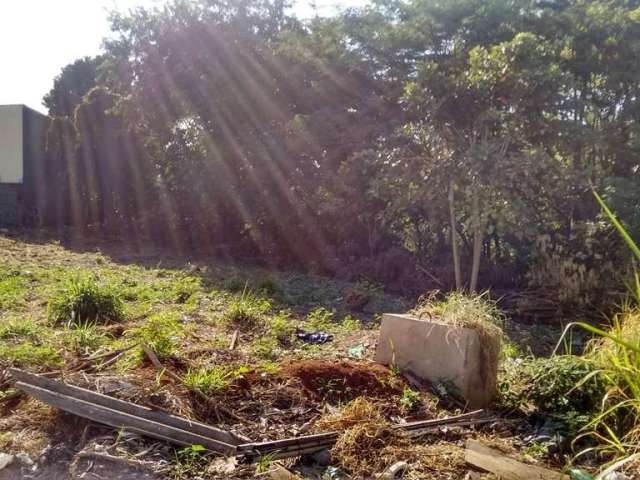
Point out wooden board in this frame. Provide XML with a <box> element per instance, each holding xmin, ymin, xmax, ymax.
<box><xmin>10</xmin><ymin>368</ymin><xmax>241</xmax><ymax>445</ymax></box>
<box><xmin>14</xmin><ymin>382</ymin><xmax>236</xmax><ymax>455</ymax></box>
<box><xmin>465</xmin><ymin>440</ymin><xmax>569</xmax><ymax>480</ymax></box>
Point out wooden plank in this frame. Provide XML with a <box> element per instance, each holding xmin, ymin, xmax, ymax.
<box><xmin>465</xmin><ymin>440</ymin><xmax>569</xmax><ymax>480</ymax></box>
<box><xmin>10</xmin><ymin>368</ymin><xmax>241</xmax><ymax>445</ymax></box>
<box><xmin>14</xmin><ymin>382</ymin><xmax>236</xmax><ymax>455</ymax></box>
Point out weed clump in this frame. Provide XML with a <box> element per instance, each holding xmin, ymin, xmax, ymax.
<box><xmin>221</xmin><ymin>293</ymin><xmax>270</xmax><ymax>330</ymax></box>
<box><xmin>64</xmin><ymin>322</ymin><xmax>109</xmax><ymax>354</ymax></box>
<box><xmin>183</xmin><ymin>366</ymin><xmax>242</xmax><ymax>395</ymax></box>
<box><xmin>269</xmin><ymin>310</ymin><xmax>296</xmax><ymax>344</ymax></box>
<box><xmin>135</xmin><ymin>312</ymin><xmax>184</xmax><ymax>359</ymax></box>
<box><xmin>0</xmin><ymin>268</ymin><xmax>28</xmax><ymax>309</ymax></box>
<box><xmin>0</xmin><ymin>317</ymin><xmax>40</xmax><ymax>340</ymax></box>
<box><xmin>48</xmin><ymin>276</ymin><xmax>124</xmax><ymax>326</ymax></box>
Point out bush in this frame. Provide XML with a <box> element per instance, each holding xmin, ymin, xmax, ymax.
<box><xmin>135</xmin><ymin>312</ymin><xmax>184</xmax><ymax>359</ymax></box>
<box><xmin>497</xmin><ymin>355</ymin><xmax>604</xmax><ymax>414</ymax></box>
<box><xmin>48</xmin><ymin>276</ymin><xmax>124</xmax><ymax>326</ymax></box>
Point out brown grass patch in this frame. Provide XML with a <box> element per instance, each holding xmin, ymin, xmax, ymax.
<box><xmin>314</xmin><ymin>398</ymin><xmax>468</xmax><ymax>478</ymax></box>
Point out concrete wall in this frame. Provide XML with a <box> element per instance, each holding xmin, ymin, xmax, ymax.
<box><xmin>22</xmin><ymin>106</ymin><xmax>50</xmax><ymax>223</ymax></box>
<box><xmin>0</xmin><ymin>105</ymin><xmax>50</xmax><ymax>226</ymax></box>
<box><xmin>0</xmin><ymin>105</ymin><xmax>23</xmax><ymax>183</ymax></box>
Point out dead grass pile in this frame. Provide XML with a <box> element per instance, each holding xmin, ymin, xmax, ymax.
<box><xmin>412</xmin><ymin>291</ymin><xmax>503</xmax><ymax>387</ymax></box>
<box><xmin>314</xmin><ymin>398</ymin><xmax>411</xmax><ymax>477</ymax></box>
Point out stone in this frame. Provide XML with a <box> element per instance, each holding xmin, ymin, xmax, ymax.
<box><xmin>0</xmin><ymin>453</ymin><xmax>14</xmax><ymax>470</ymax></box>
<box><xmin>375</xmin><ymin>313</ymin><xmax>499</xmax><ymax>408</ymax></box>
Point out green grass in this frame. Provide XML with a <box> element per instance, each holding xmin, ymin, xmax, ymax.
<box><xmin>220</xmin><ymin>291</ymin><xmax>271</xmax><ymax>330</ymax></box>
<box><xmin>48</xmin><ymin>275</ymin><xmax>124</xmax><ymax>326</ymax></box>
<box><xmin>269</xmin><ymin>310</ymin><xmax>296</xmax><ymax>344</ymax></box>
<box><xmin>0</xmin><ymin>316</ymin><xmax>41</xmax><ymax>340</ymax></box>
<box><xmin>0</xmin><ymin>342</ymin><xmax>61</xmax><ymax>367</ymax></box>
<box><xmin>134</xmin><ymin>311</ymin><xmax>184</xmax><ymax>359</ymax></box>
<box><xmin>0</xmin><ymin>267</ymin><xmax>29</xmax><ymax>310</ymax></box>
<box><xmin>555</xmin><ymin>192</ymin><xmax>640</xmax><ymax>470</ymax></box>
<box><xmin>64</xmin><ymin>322</ymin><xmax>109</xmax><ymax>354</ymax></box>
<box><xmin>183</xmin><ymin>366</ymin><xmax>233</xmax><ymax>395</ymax></box>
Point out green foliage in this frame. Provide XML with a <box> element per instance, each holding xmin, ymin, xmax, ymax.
<box><xmin>134</xmin><ymin>312</ymin><xmax>184</xmax><ymax>359</ymax></box>
<box><xmin>172</xmin><ymin>444</ymin><xmax>208</xmax><ymax>479</ymax></box>
<box><xmin>169</xmin><ymin>275</ymin><xmax>202</xmax><ymax>304</ymax></box>
<box><xmin>64</xmin><ymin>322</ymin><xmax>109</xmax><ymax>353</ymax></box>
<box><xmin>183</xmin><ymin>366</ymin><xmax>232</xmax><ymax>395</ymax></box>
<box><xmin>269</xmin><ymin>310</ymin><xmax>296</xmax><ymax>344</ymax></box>
<box><xmin>0</xmin><ymin>268</ymin><xmax>29</xmax><ymax>310</ymax></box>
<box><xmin>48</xmin><ymin>275</ymin><xmax>124</xmax><ymax>326</ymax></box>
<box><xmin>0</xmin><ymin>317</ymin><xmax>40</xmax><ymax>340</ymax></box>
<box><xmin>305</xmin><ymin>307</ymin><xmax>335</xmax><ymax>331</ymax></box>
<box><xmin>221</xmin><ymin>292</ymin><xmax>271</xmax><ymax>330</ymax></box>
<box><xmin>0</xmin><ymin>342</ymin><xmax>60</xmax><ymax>367</ymax></box>
<box><xmin>252</xmin><ymin>337</ymin><xmax>279</xmax><ymax>360</ymax></box>
<box><xmin>497</xmin><ymin>355</ymin><xmax>604</xmax><ymax>415</ymax></box>
<box><xmin>399</xmin><ymin>386</ymin><xmax>421</xmax><ymax>412</ymax></box>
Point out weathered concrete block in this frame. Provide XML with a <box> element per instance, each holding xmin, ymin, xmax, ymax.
<box><xmin>375</xmin><ymin>313</ymin><xmax>498</xmax><ymax>408</ymax></box>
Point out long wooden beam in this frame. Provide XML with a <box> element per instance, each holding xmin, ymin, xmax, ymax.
<box><xmin>10</xmin><ymin>368</ymin><xmax>241</xmax><ymax>446</ymax></box>
<box><xmin>15</xmin><ymin>382</ymin><xmax>236</xmax><ymax>455</ymax></box>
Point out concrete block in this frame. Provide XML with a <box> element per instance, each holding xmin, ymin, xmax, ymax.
<box><xmin>375</xmin><ymin>313</ymin><xmax>498</xmax><ymax>408</ymax></box>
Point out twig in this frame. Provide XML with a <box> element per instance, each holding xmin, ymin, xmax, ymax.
<box><xmin>229</xmin><ymin>330</ymin><xmax>239</xmax><ymax>350</ymax></box>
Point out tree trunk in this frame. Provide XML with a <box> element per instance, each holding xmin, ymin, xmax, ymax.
<box><xmin>469</xmin><ymin>193</ymin><xmax>483</xmax><ymax>293</ymax></box>
<box><xmin>448</xmin><ymin>180</ymin><xmax>462</xmax><ymax>290</ymax></box>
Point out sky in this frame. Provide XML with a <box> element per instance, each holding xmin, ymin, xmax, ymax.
<box><xmin>0</xmin><ymin>0</ymin><xmax>366</xmax><ymax>114</ymax></box>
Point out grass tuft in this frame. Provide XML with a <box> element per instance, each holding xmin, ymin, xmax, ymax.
<box><xmin>134</xmin><ymin>312</ymin><xmax>184</xmax><ymax>360</ymax></box>
<box><xmin>220</xmin><ymin>291</ymin><xmax>271</xmax><ymax>330</ymax></box>
<box><xmin>48</xmin><ymin>275</ymin><xmax>124</xmax><ymax>326</ymax></box>
<box><xmin>183</xmin><ymin>366</ymin><xmax>232</xmax><ymax>395</ymax></box>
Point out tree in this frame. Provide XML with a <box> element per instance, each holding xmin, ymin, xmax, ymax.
<box><xmin>43</xmin><ymin>56</ymin><xmax>105</xmax><ymax>118</ymax></box>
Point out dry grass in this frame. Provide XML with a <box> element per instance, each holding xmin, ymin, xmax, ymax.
<box><xmin>412</xmin><ymin>291</ymin><xmax>503</xmax><ymax>388</ymax></box>
<box><xmin>314</xmin><ymin>398</ymin><xmax>468</xmax><ymax>478</ymax></box>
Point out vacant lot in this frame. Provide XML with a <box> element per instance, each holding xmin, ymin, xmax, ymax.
<box><xmin>0</xmin><ymin>232</ymin><xmax>582</xmax><ymax>479</ymax></box>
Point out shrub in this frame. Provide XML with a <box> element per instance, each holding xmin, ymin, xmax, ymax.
<box><xmin>306</xmin><ymin>307</ymin><xmax>335</xmax><ymax>331</ymax></box>
<box><xmin>48</xmin><ymin>276</ymin><xmax>124</xmax><ymax>326</ymax></box>
<box><xmin>497</xmin><ymin>355</ymin><xmax>604</xmax><ymax>415</ymax></box>
<box><xmin>169</xmin><ymin>275</ymin><xmax>202</xmax><ymax>304</ymax></box>
<box><xmin>135</xmin><ymin>312</ymin><xmax>184</xmax><ymax>359</ymax></box>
